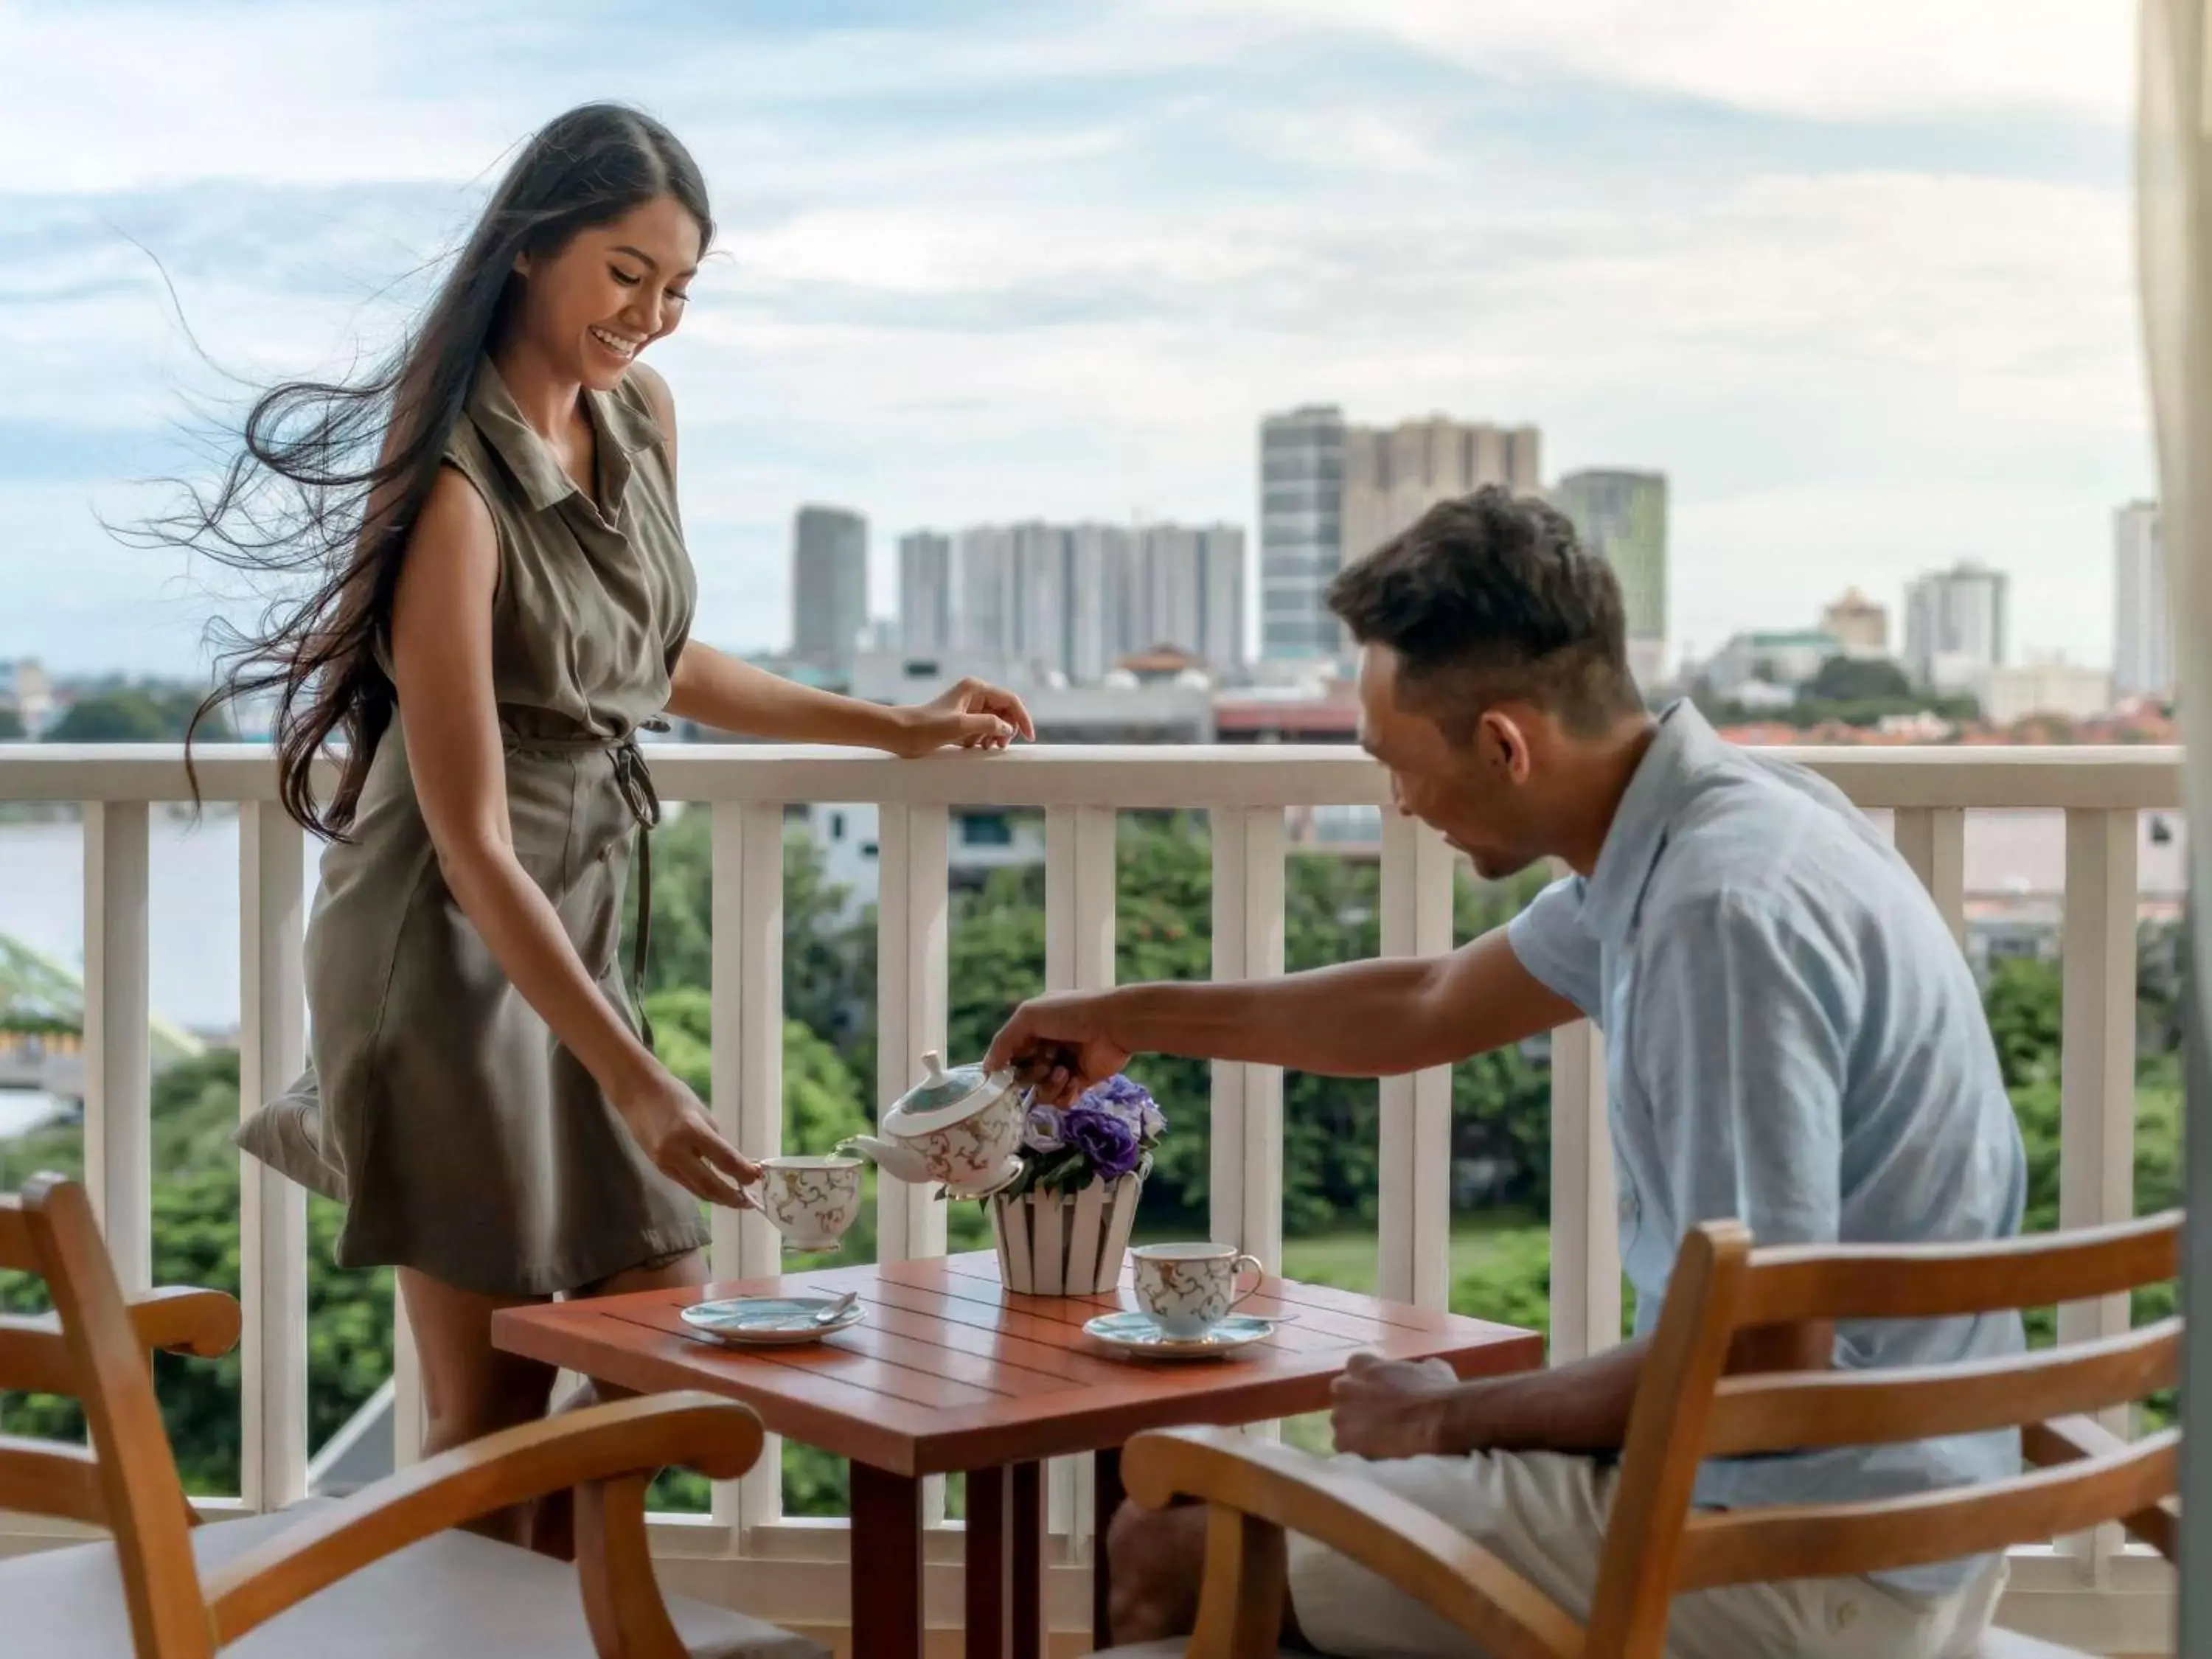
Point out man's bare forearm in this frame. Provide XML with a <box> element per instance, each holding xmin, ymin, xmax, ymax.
<box><xmin>1096</xmin><ymin>925</ymin><xmax>1577</xmax><ymax>1079</ymax></box>
<box><xmin>1418</xmin><ymin>1320</ymin><xmax>1835</xmax><ymax>1458</ymax></box>
<box><xmin>1102</xmin><ymin>960</ymin><xmax>1447</xmax><ymax>1077</ymax></box>
<box><xmin>1430</xmin><ymin>1340</ymin><xmax>1648</xmax><ymax>1455</ymax></box>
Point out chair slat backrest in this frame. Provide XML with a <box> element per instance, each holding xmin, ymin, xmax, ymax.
<box><xmin>1585</xmin><ymin>1211</ymin><xmax>2185</xmax><ymax>1659</ymax></box>
<box><xmin>1736</xmin><ymin>1211</ymin><xmax>2180</xmax><ymax>1325</ymax></box>
<box><xmin>0</xmin><ymin>1199</ymin><xmax>37</xmax><ymax>1272</ymax></box>
<box><xmin>1</xmin><ymin>1179</ymin><xmax>211</xmax><ymax>1658</ymax></box>
<box><xmin>1700</xmin><ymin>1318</ymin><xmax>2181</xmax><ymax>1457</ymax></box>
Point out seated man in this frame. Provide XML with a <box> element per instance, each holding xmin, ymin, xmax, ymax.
<box><xmin>985</xmin><ymin>488</ymin><xmax>2025</xmax><ymax>1659</ymax></box>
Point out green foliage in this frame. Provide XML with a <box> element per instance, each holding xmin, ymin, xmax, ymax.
<box><xmin>0</xmin><ymin>1054</ymin><xmax>392</xmax><ymax>1495</ymax></box>
<box><xmin>1801</xmin><ymin>655</ymin><xmax>1912</xmax><ymax>704</ymax></box>
<box><xmin>1694</xmin><ymin>689</ymin><xmax>1982</xmax><ymax>731</ymax></box>
<box><xmin>0</xmin><ymin>705</ymin><xmax>24</xmax><ymax>740</ymax></box>
<box><xmin>44</xmin><ymin>685</ymin><xmax>232</xmax><ymax>743</ymax></box>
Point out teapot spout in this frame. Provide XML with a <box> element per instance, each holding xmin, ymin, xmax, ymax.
<box><xmin>835</xmin><ymin>1135</ymin><xmax>936</xmax><ymax>1186</ymax></box>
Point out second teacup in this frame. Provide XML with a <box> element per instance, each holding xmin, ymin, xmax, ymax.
<box><xmin>756</xmin><ymin>1155</ymin><xmax>863</xmax><ymax>1252</ymax></box>
<box><xmin>1130</xmin><ymin>1241</ymin><xmax>1265</xmax><ymax>1338</ymax></box>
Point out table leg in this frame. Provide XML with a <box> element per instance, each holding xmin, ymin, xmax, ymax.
<box><xmin>1011</xmin><ymin>1462</ymin><xmax>1043</xmax><ymax>1659</ymax></box>
<box><xmin>963</xmin><ymin>1464</ymin><xmax>1045</xmax><ymax>1659</ymax></box>
<box><xmin>1093</xmin><ymin>1445</ymin><xmax>1125</xmax><ymax>1649</ymax></box>
<box><xmin>966</xmin><ymin>1466</ymin><xmax>1011</xmax><ymax>1659</ymax></box>
<box><xmin>851</xmin><ymin>1461</ymin><xmax>925</xmax><ymax>1659</ymax></box>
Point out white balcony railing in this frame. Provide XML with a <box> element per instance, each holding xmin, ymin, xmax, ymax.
<box><xmin>0</xmin><ymin>742</ymin><xmax>2185</xmax><ymax>1652</ymax></box>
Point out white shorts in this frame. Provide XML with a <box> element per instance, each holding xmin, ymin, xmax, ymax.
<box><xmin>1284</xmin><ymin>1450</ymin><xmax>2006</xmax><ymax>1659</ymax></box>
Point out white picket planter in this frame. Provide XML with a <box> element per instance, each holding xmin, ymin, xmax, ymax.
<box><xmin>990</xmin><ymin>1175</ymin><xmax>1143</xmax><ymax>1295</ymax></box>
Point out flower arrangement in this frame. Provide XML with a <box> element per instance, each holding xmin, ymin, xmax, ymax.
<box><xmin>998</xmin><ymin>1074</ymin><xmax>1166</xmax><ymax>1200</ymax></box>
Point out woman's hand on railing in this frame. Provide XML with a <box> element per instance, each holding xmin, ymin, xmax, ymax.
<box><xmin>888</xmin><ymin>678</ymin><xmax>1037</xmax><ymax>757</ymax></box>
<box><xmin>611</xmin><ymin>1064</ymin><xmax>761</xmax><ymax>1208</ymax></box>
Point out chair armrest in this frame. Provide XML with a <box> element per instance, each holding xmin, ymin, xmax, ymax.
<box><xmin>0</xmin><ymin>1286</ymin><xmax>240</xmax><ymax>1396</ymax></box>
<box><xmin>200</xmin><ymin>1391</ymin><xmax>762</xmax><ymax>1647</ymax></box>
<box><xmin>1124</xmin><ymin>1427</ymin><xmax>1584</xmax><ymax>1659</ymax></box>
<box><xmin>125</xmin><ymin>1286</ymin><xmax>243</xmax><ymax>1360</ymax></box>
<box><xmin>2023</xmin><ymin>1415</ymin><xmax>2180</xmax><ymax>1559</ymax></box>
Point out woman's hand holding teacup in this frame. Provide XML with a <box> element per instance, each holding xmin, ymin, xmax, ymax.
<box><xmin>612</xmin><ymin>1063</ymin><xmax>761</xmax><ymax>1208</ymax></box>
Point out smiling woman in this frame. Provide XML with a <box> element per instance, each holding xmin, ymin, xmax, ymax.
<box><xmin>126</xmin><ymin>99</ymin><xmax>1035</xmax><ymax>1561</ymax></box>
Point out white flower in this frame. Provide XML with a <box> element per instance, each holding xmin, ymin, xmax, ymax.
<box><xmin>1021</xmin><ymin>1104</ymin><xmax>1066</xmax><ymax>1154</ymax></box>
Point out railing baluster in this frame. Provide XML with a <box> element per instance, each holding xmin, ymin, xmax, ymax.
<box><xmin>712</xmin><ymin>801</ymin><xmax>786</xmax><ymax>1533</ymax></box>
<box><xmin>1893</xmin><ymin>807</ymin><xmax>1968</xmax><ymax>946</ymax></box>
<box><xmin>1208</xmin><ymin>807</ymin><xmax>1284</xmax><ymax>1270</ymax></box>
<box><xmin>1377</xmin><ymin>815</ymin><xmax>1454</xmax><ymax>1307</ymax></box>
<box><xmin>877</xmin><ymin>803</ymin><xmax>950</xmax><ymax>1265</ymax></box>
<box><xmin>1548</xmin><ymin>1018</ymin><xmax>1618</xmax><ymax>1361</ymax></box>
<box><xmin>1044</xmin><ymin>806</ymin><xmax>1116</xmax><ymax>1551</ymax></box>
<box><xmin>2059</xmin><ymin>807</ymin><xmax>2139</xmax><ymax>1579</ymax></box>
<box><xmin>238</xmin><ymin>802</ymin><xmax>307</xmax><ymax>1512</ymax></box>
<box><xmin>82</xmin><ymin>801</ymin><xmax>151</xmax><ymax>1291</ymax></box>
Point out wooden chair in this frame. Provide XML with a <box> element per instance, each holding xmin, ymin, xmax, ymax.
<box><xmin>1108</xmin><ymin>1211</ymin><xmax>2183</xmax><ymax>1659</ymax></box>
<box><xmin>0</xmin><ymin>1175</ymin><xmax>822</xmax><ymax>1658</ymax></box>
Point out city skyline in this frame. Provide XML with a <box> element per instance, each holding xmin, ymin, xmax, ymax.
<box><xmin>0</xmin><ymin>2</ymin><xmax>2149</xmax><ymax>678</ymax></box>
<box><xmin>895</xmin><ymin>516</ymin><xmax>1245</xmax><ymax>681</ymax></box>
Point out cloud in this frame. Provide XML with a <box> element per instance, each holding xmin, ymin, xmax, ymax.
<box><xmin>0</xmin><ymin>0</ymin><xmax>2155</xmax><ymax>676</ymax></box>
<box><xmin>1198</xmin><ymin>0</ymin><xmax>2135</xmax><ymax>126</ymax></box>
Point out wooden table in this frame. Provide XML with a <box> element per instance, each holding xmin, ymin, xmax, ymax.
<box><xmin>494</xmin><ymin>1251</ymin><xmax>1542</xmax><ymax>1659</ymax></box>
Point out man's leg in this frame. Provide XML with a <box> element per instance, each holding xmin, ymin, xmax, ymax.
<box><xmin>1105</xmin><ymin>1500</ymin><xmax>1316</xmax><ymax>1649</ymax></box>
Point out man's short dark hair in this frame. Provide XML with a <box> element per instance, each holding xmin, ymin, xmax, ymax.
<box><xmin>1326</xmin><ymin>486</ymin><xmax>1641</xmax><ymax>739</ymax></box>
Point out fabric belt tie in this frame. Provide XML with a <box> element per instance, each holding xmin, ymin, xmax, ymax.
<box><xmin>503</xmin><ymin>717</ymin><xmax>668</xmax><ymax>1053</ymax></box>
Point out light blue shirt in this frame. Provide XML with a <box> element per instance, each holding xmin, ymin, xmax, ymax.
<box><xmin>1508</xmin><ymin>702</ymin><xmax>2026</xmax><ymax>1596</ymax></box>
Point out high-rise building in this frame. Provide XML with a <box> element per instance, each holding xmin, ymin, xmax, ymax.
<box><xmin>1552</xmin><ymin>470</ymin><xmax>1667</xmax><ymax>688</ymax></box>
<box><xmin>1260</xmin><ymin>407</ymin><xmax>1542</xmax><ymax>664</ymax></box>
<box><xmin>791</xmin><ymin>504</ymin><xmax>869</xmax><ymax>678</ymax></box>
<box><xmin>1259</xmin><ymin>406</ymin><xmax>1348</xmax><ymax>661</ymax></box>
<box><xmin>1819</xmin><ymin>588</ymin><xmax>1891</xmax><ymax>657</ymax></box>
<box><xmin>1343</xmin><ymin>417</ymin><xmax>1543</xmax><ymax>574</ymax></box>
<box><xmin>2114</xmin><ymin>501</ymin><xmax>2172</xmax><ymax>701</ymax></box>
<box><xmin>944</xmin><ymin>520</ymin><xmax>1247</xmax><ymax>682</ymax></box>
<box><xmin>897</xmin><ymin>531</ymin><xmax>953</xmax><ymax>655</ymax></box>
<box><xmin>1132</xmin><ymin>524</ymin><xmax>1245</xmax><ymax>674</ymax></box>
<box><xmin>1902</xmin><ymin>561</ymin><xmax>2008</xmax><ymax>692</ymax></box>
<box><xmin>956</xmin><ymin>524</ymin><xmax>1018</xmax><ymax>658</ymax></box>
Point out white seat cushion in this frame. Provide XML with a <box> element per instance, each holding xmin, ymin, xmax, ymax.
<box><xmin>7</xmin><ymin>1499</ymin><xmax>824</xmax><ymax>1659</ymax></box>
<box><xmin>1112</xmin><ymin>1626</ymin><xmax>2089</xmax><ymax>1658</ymax></box>
<box><xmin>1973</xmin><ymin>1630</ymin><xmax>2092</xmax><ymax>1659</ymax></box>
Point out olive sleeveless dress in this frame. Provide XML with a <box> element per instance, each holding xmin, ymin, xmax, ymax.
<box><xmin>234</xmin><ymin>357</ymin><xmax>709</xmax><ymax>1297</ymax></box>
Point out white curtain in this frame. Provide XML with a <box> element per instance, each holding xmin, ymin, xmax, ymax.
<box><xmin>2139</xmin><ymin>0</ymin><xmax>2212</xmax><ymax>1627</ymax></box>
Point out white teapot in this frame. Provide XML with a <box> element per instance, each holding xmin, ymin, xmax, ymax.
<box><xmin>837</xmin><ymin>1050</ymin><xmax>1029</xmax><ymax>1199</ymax></box>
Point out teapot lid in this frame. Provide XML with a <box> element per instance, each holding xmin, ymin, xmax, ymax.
<box><xmin>883</xmin><ymin>1050</ymin><xmax>1017</xmax><ymax>1134</ymax></box>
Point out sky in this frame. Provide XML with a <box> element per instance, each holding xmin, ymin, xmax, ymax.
<box><xmin>0</xmin><ymin>0</ymin><xmax>2154</xmax><ymax>678</ymax></box>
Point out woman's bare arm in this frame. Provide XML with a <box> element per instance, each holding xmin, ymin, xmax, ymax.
<box><xmin>622</xmin><ymin>363</ymin><xmax>1033</xmax><ymax>754</ymax></box>
<box><xmin>388</xmin><ymin>468</ymin><xmax>755</xmax><ymax>1207</ymax></box>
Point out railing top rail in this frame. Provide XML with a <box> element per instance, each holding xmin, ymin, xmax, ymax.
<box><xmin>0</xmin><ymin>742</ymin><xmax>2185</xmax><ymax>813</ymax></box>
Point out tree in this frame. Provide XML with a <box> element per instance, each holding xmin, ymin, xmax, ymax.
<box><xmin>0</xmin><ymin>706</ymin><xmax>24</xmax><ymax>740</ymax></box>
<box><xmin>628</xmin><ymin>810</ymin><xmax>876</xmax><ymax>1078</ymax></box>
<box><xmin>1801</xmin><ymin>655</ymin><xmax>1910</xmax><ymax>704</ymax></box>
<box><xmin>44</xmin><ymin>686</ymin><xmax>231</xmax><ymax>743</ymax></box>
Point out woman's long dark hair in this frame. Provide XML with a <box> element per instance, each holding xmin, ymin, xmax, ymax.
<box><xmin>150</xmin><ymin>103</ymin><xmax>712</xmax><ymax>838</ymax></box>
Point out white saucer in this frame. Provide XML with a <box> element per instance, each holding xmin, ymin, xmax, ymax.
<box><xmin>681</xmin><ymin>1295</ymin><xmax>864</xmax><ymax>1347</ymax></box>
<box><xmin>1081</xmin><ymin>1310</ymin><xmax>1279</xmax><ymax>1360</ymax></box>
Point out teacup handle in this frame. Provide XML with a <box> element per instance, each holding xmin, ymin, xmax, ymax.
<box><xmin>1228</xmin><ymin>1253</ymin><xmax>1266</xmax><ymax>1308</ymax></box>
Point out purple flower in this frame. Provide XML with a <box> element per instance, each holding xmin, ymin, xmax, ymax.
<box><xmin>1062</xmin><ymin>1103</ymin><xmax>1144</xmax><ymax>1180</ymax></box>
<box><xmin>1021</xmin><ymin>1103</ymin><xmax>1067</xmax><ymax>1154</ymax></box>
<box><xmin>1079</xmin><ymin>1074</ymin><xmax>1166</xmax><ymax>1143</ymax></box>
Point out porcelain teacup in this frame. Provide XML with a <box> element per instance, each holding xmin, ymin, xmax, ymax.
<box><xmin>1130</xmin><ymin>1241</ymin><xmax>1265</xmax><ymax>1338</ymax></box>
<box><xmin>754</xmin><ymin>1155</ymin><xmax>863</xmax><ymax>1252</ymax></box>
